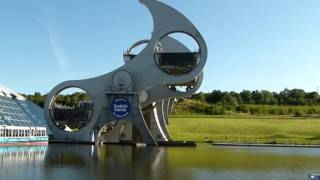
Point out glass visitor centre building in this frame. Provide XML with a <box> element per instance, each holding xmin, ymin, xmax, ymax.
<box><xmin>0</xmin><ymin>84</ymin><xmax>48</xmax><ymax>144</ymax></box>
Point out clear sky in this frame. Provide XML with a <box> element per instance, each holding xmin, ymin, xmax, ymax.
<box><xmin>0</xmin><ymin>0</ymin><xmax>320</xmax><ymax>94</ymax></box>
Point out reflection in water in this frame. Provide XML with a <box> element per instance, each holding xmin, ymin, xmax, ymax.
<box><xmin>0</xmin><ymin>146</ymin><xmax>47</xmax><ymax>180</ymax></box>
<box><xmin>1</xmin><ymin>144</ymin><xmax>320</xmax><ymax>180</ymax></box>
<box><xmin>43</xmin><ymin>144</ymin><xmax>172</xmax><ymax>180</ymax></box>
<box><xmin>0</xmin><ymin>146</ymin><xmax>46</xmax><ymax>168</ymax></box>
<box><xmin>94</xmin><ymin>146</ymin><xmax>170</xmax><ymax>180</ymax></box>
<box><xmin>168</xmin><ymin>145</ymin><xmax>320</xmax><ymax>180</ymax></box>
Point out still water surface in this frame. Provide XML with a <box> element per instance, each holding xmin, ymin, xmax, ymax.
<box><xmin>0</xmin><ymin>144</ymin><xmax>319</xmax><ymax>180</ymax></box>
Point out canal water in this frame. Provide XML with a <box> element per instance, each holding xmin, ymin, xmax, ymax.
<box><xmin>0</xmin><ymin>144</ymin><xmax>319</xmax><ymax>180</ymax></box>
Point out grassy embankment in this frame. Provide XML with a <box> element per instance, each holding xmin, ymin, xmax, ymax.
<box><xmin>168</xmin><ymin>99</ymin><xmax>320</xmax><ymax>145</ymax></box>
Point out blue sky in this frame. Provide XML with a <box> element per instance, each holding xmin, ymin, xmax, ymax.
<box><xmin>0</xmin><ymin>0</ymin><xmax>320</xmax><ymax>94</ymax></box>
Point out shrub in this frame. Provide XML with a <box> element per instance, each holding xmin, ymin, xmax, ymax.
<box><xmin>236</xmin><ymin>105</ymin><xmax>250</xmax><ymax>113</ymax></box>
<box><xmin>204</xmin><ymin>106</ymin><xmax>214</xmax><ymax>115</ymax></box>
<box><xmin>278</xmin><ymin>108</ymin><xmax>287</xmax><ymax>115</ymax></box>
<box><xmin>224</xmin><ymin>105</ymin><xmax>235</xmax><ymax>111</ymax></box>
<box><xmin>288</xmin><ymin>108</ymin><xmax>294</xmax><ymax>114</ymax></box>
<box><xmin>294</xmin><ymin>109</ymin><xmax>304</xmax><ymax>117</ymax></box>
<box><xmin>250</xmin><ymin>107</ymin><xmax>263</xmax><ymax>115</ymax></box>
<box><xmin>269</xmin><ymin>108</ymin><xmax>277</xmax><ymax>115</ymax></box>
<box><xmin>211</xmin><ymin>106</ymin><xmax>226</xmax><ymax>115</ymax></box>
<box><xmin>306</xmin><ymin>108</ymin><xmax>318</xmax><ymax>115</ymax></box>
<box><xmin>215</xmin><ymin>109</ymin><xmax>227</xmax><ymax>115</ymax></box>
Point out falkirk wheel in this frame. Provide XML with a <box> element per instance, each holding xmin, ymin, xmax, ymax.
<box><xmin>44</xmin><ymin>0</ymin><xmax>207</xmax><ymax>145</ymax></box>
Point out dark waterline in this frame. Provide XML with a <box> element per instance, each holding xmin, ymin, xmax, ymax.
<box><xmin>0</xmin><ymin>144</ymin><xmax>319</xmax><ymax>180</ymax></box>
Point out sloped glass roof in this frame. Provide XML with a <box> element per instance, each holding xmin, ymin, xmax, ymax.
<box><xmin>0</xmin><ymin>93</ymin><xmax>47</xmax><ymax>128</ymax></box>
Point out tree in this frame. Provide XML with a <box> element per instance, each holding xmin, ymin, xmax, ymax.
<box><xmin>305</xmin><ymin>92</ymin><xmax>319</xmax><ymax>105</ymax></box>
<box><xmin>288</xmin><ymin>89</ymin><xmax>306</xmax><ymax>105</ymax></box>
<box><xmin>279</xmin><ymin>88</ymin><xmax>290</xmax><ymax>105</ymax></box>
<box><xmin>240</xmin><ymin>90</ymin><xmax>253</xmax><ymax>104</ymax></box>
<box><xmin>222</xmin><ymin>94</ymin><xmax>238</xmax><ymax>107</ymax></box>
<box><xmin>230</xmin><ymin>91</ymin><xmax>243</xmax><ymax>104</ymax></box>
<box><xmin>191</xmin><ymin>92</ymin><xmax>206</xmax><ymax>102</ymax></box>
<box><xmin>252</xmin><ymin>90</ymin><xmax>264</xmax><ymax>104</ymax></box>
<box><xmin>261</xmin><ymin>90</ymin><xmax>278</xmax><ymax>105</ymax></box>
<box><xmin>27</xmin><ymin>92</ymin><xmax>45</xmax><ymax>107</ymax></box>
<box><xmin>206</xmin><ymin>90</ymin><xmax>225</xmax><ymax>104</ymax></box>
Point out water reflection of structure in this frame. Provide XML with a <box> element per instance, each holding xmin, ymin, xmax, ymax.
<box><xmin>0</xmin><ymin>146</ymin><xmax>47</xmax><ymax>168</ymax></box>
<box><xmin>44</xmin><ymin>144</ymin><xmax>171</xmax><ymax>180</ymax></box>
<box><xmin>96</xmin><ymin>146</ymin><xmax>169</xmax><ymax>180</ymax></box>
<box><xmin>3</xmin><ymin>145</ymin><xmax>320</xmax><ymax>180</ymax></box>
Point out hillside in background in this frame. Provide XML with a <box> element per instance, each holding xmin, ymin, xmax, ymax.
<box><xmin>191</xmin><ymin>89</ymin><xmax>320</xmax><ymax>106</ymax></box>
<box><xmin>172</xmin><ymin>88</ymin><xmax>320</xmax><ymax>116</ymax></box>
<box><xmin>172</xmin><ymin>99</ymin><xmax>320</xmax><ymax>117</ymax></box>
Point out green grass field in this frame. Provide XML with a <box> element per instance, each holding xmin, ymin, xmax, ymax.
<box><xmin>168</xmin><ymin>115</ymin><xmax>320</xmax><ymax>145</ymax></box>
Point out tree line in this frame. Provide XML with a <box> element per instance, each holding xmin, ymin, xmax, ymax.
<box><xmin>23</xmin><ymin>88</ymin><xmax>320</xmax><ymax>108</ymax></box>
<box><xmin>191</xmin><ymin>88</ymin><xmax>320</xmax><ymax>106</ymax></box>
<box><xmin>22</xmin><ymin>92</ymin><xmax>89</xmax><ymax>108</ymax></box>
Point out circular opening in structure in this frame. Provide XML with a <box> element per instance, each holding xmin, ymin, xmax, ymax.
<box><xmin>50</xmin><ymin>87</ymin><xmax>93</xmax><ymax>132</ymax></box>
<box><xmin>154</xmin><ymin>32</ymin><xmax>200</xmax><ymax>76</ymax></box>
<box><xmin>167</xmin><ymin>77</ymin><xmax>198</xmax><ymax>93</ymax></box>
<box><xmin>129</xmin><ymin>41</ymin><xmax>149</xmax><ymax>54</ymax></box>
<box><xmin>123</xmin><ymin>40</ymin><xmax>149</xmax><ymax>62</ymax></box>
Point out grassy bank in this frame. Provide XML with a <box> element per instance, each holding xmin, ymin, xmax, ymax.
<box><xmin>172</xmin><ymin>99</ymin><xmax>320</xmax><ymax>117</ymax></box>
<box><xmin>168</xmin><ymin>115</ymin><xmax>320</xmax><ymax>145</ymax></box>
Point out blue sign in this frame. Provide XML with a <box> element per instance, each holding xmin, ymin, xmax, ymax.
<box><xmin>111</xmin><ymin>98</ymin><xmax>131</xmax><ymax>119</ymax></box>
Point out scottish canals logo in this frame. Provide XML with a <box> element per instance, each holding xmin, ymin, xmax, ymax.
<box><xmin>111</xmin><ymin>98</ymin><xmax>131</xmax><ymax>119</ymax></box>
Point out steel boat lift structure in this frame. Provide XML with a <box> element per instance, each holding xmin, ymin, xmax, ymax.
<box><xmin>44</xmin><ymin>0</ymin><xmax>207</xmax><ymax>145</ymax></box>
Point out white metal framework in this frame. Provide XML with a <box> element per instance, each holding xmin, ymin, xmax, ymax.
<box><xmin>0</xmin><ymin>84</ymin><xmax>48</xmax><ymax>144</ymax></box>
